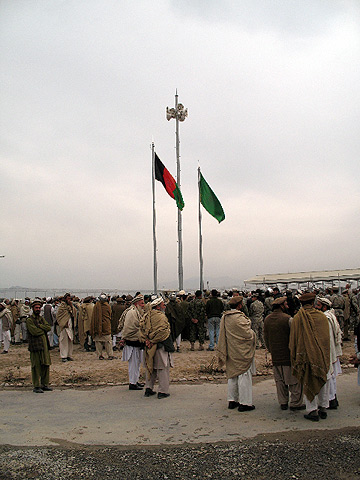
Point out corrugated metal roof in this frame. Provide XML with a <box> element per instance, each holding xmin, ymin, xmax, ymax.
<box><xmin>244</xmin><ymin>268</ymin><xmax>360</xmax><ymax>285</ymax></box>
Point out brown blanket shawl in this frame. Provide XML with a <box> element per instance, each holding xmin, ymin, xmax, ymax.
<box><xmin>289</xmin><ymin>305</ymin><xmax>330</xmax><ymax>401</ymax></box>
<box><xmin>78</xmin><ymin>303</ymin><xmax>94</xmax><ymax>346</ymax></box>
<box><xmin>90</xmin><ymin>301</ymin><xmax>111</xmax><ymax>337</ymax></box>
<box><xmin>217</xmin><ymin>310</ymin><xmax>256</xmax><ymax>379</ymax></box>
<box><xmin>140</xmin><ymin>307</ymin><xmax>171</xmax><ymax>375</ymax></box>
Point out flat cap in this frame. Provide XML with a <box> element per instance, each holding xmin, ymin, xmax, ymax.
<box><xmin>299</xmin><ymin>292</ymin><xmax>316</xmax><ymax>302</ymax></box>
<box><xmin>272</xmin><ymin>296</ymin><xmax>287</xmax><ymax>306</ymax></box>
<box><xmin>229</xmin><ymin>295</ymin><xmax>243</xmax><ymax>307</ymax></box>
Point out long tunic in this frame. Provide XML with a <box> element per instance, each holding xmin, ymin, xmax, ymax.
<box><xmin>26</xmin><ymin>314</ymin><xmax>51</xmax><ymax>368</ymax></box>
<box><xmin>0</xmin><ymin>308</ymin><xmax>12</xmax><ymax>332</ymax></box>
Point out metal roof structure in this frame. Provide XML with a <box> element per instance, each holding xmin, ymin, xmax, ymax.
<box><xmin>244</xmin><ymin>268</ymin><xmax>360</xmax><ymax>286</ymax></box>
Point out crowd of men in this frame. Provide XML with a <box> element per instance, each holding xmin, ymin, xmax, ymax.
<box><xmin>0</xmin><ymin>285</ymin><xmax>359</xmax><ymax>420</ymax></box>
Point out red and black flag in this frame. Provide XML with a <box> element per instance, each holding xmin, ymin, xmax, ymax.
<box><xmin>154</xmin><ymin>153</ymin><xmax>184</xmax><ymax>210</ymax></box>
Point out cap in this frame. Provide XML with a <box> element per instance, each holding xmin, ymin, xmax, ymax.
<box><xmin>151</xmin><ymin>297</ymin><xmax>164</xmax><ymax>307</ymax></box>
<box><xmin>229</xmin><ymin>296</ymin><xmax>243</xmax><ymax>307</ymax></box>
<box><xmin>272</xmin><ymin>296</ymin><xmax>287</xmax><ymax>306</ymax></box>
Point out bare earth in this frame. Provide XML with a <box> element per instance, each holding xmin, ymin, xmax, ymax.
<box><xmin>0</xmin><ymin>338</ymin><xmax>356</xmax><ymax>389</ymax></box>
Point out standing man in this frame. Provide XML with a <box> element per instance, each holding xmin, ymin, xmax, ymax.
<box><xmin>141</xmin><ymin>297</ymin><xmax>174</xmax><ymax>399</ymax></box>
<box><xmin>165</xmin><ymin>294</ymin><xmax>185</xmax><ymax>353</ymax></box>
<box><xmin>188</xmin><ymin>290</ymin><xmax>206</xmax><ymax>351</ymax></box>
<box><xmin>19</xmin><ymin>297</ymin><xmax>31</xmax><ymax>342</ymax></box>
<box><xmin>330</xmin><ymin>286</ymin><xmax>345</xmax><ymax>333</ymax></box>
<box><xmin>263</xmin><ymin>289</ymin><xmax>274</xmax><ymax>318</ymax></box>
<box><xmin>249</xmin><ymin>293</ymin><xmax>265</xmax><ymax>349</ymax></box>
<box><xmin>205</xmin><ymin>289</ymin><xmax>224</xmax><ymax>351</ymax></box>
<box><xmin>111</xmin><ymin>296</ymin><xmax>126</xmax><ymax>351</ymax></box>
<box><xmin>10</xmin><ymin>300</ymin><xmax>20</xmax><ymax>345</ymax></box>
<box><xmin>41</xmin><ymin>297</ymin><xmax>56</xmax><ymax>349</ymax></box>
<box><xmin>90</xmin><ymin>293</ymin><xmax>115</xmax><ymax>360</ymax></box>
<box><xmin>79</xmin><ymin>296</ymin><xmax>94</xmax><ymax>351</ymax></box>
<box><xmin>342</xmin><ymin>289</ymin><xmax>359</xmax><ymax>341</ymax></box>
<box><xmin>119</xmin><ymin>294</ymin><xmax>145</xmax><ymax>390</ymax></box>
<box><xmin>218</xmin><ymin>296</ymin><xmax>256</xmax><ymax>412</ymax></box>
<box><xmin>315</xmin><ymin>297</ymin><xmax>342</xmax><ymax>409</ymax></box>
<box><xmin>26</xmin><ymin>299</ymin><xmax>52</xmax><ymax>393</ymax></box>
<box><xmin>178</xmin><ymin>291</ymin><xmax>191</xmax><ymax>342</ymax></box>
<box><xmin>56</xmin><ymin>293</ymin><xmax>76</xmax><ymax>363</ymax></box>
<box><xmin>264</xmin><ymin>297</ymin><xmax>304</xmax><ymax>411</ymax></box>
<box><xmin>272</xmin><ymin>287</ymin><xmax>282</xmax><ymax>300</ymax></box>
<box><xmin>289</xmin><ymin>292</ymin><xmax>330</xmax><ymax>422</ymax></box>
<box><xmin>0</xmin><ymin>302</ymin><xmax>12</xmax><ymax>354</ymax></box>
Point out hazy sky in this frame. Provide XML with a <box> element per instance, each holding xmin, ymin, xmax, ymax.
<box><xmin>1</xmin><ymin>0</ymin><xmax>360</xmax><ymax>291</ymax></box>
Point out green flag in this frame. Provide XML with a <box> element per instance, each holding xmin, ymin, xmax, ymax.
<box><xmin>199</xmin><ymin>171</ymin><xmax>225</xmax><ymax>223</ymax></box>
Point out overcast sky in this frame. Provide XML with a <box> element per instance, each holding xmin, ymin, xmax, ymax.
<box><xmin>1</xmin><ymin>0</ymin><xmax>360</xmax><ymax>291</ymax></box>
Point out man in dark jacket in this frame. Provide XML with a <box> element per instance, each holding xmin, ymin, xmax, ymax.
<box><xmin>264</xmin><ymin>296</ymin><xmax>304</xmax><ymax>411</ymax></box>
<box><xmin>188</xmin><ymin>290</ymin><xmax>206</xmax><ymax>351</ymax></box>
<box><xmin>26</xmin><ymin>299</ymin><xmax>52</xmax><ymax>393</ymax></box>
<box><xmin>205</xmin><ymin>289</ymin><xmax>224</xmax><ymax>351</ymax></box>
<box><xmin>165</xmin><ymin>295</ymin><xmax>186</xmax><ymax>352</ymax></box>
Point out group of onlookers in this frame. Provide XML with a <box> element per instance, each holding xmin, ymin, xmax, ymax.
<box><xmin>0</xmin><ymin>285</ymin><xmax>359</xmax><ymax>415</ymax></box>
<box><xmin>218</xmin><ymin>287</ymin><xmax>359</xmax><ymax>420</ymax></box>
<box><xmin>1</xmin><ymin>285</ymin><xmax>359</xmax><ymax>357</ymax></box>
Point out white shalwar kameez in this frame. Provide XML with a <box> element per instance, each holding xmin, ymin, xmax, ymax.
<box><xmin>325</xmin><ymin>309</ymin><xmax>342</xmax><ymax>402</ymax></box>
<box><xmin>122</xmin><ymin>345</ymin><xmax>143</xmax><ymax>385</ymax></box>
<box><xmin>227</xmin><ymin>358</ymin><xmax>256</xmax><ymax>406</ymax></box>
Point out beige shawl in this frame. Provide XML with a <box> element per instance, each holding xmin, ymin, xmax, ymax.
<box><xmin>56</xmin><ymin>301</ymin><xmax>76</xmax><ymax>331</ymax></box>
<box><xmin>140</xmin><ymin>307</ymin><xmax>171</xmax><ymax>375</ymax></box>
<box><xmin>81</xmin><ymin>303</ymin><xmax>94</xmax><ymax>333</ymax></box>
<box><xmin>289</xmin><ymin>305</ymin><xmax>330</xmax><ymax>402</ymax></box>
<box><xmin>217</xmin><ymin>310</ymin><xmax>256</xmax><ymax>379</ymax></box>
<box><xmin>121</xmin><ymin>305</ymin><xmax>144</xmax><ymax>342</ymax></box>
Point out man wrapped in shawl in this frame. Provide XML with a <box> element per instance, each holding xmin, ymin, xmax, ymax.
<box><xmin>289</xmin><ymin>292</ymin><xmax>330</xmax><ymax>422</ymax></box>
<box><xmin>315</xmin><ymin>296</ymin><xmax>342</xmax><ymax>410</ymax></box>
<box><xmin>217</xmin><ymin>295</ymin><xmax>256</xmax><ymax>412</ymax></box>
<box><xmin>56</xmin><ymin>293</ymin><xmax>76</xmax><ymax>362</ymax></box>
<box><xmin>90</xmin><ymin>293</ymin><xmax>115</xmax><ymax>360</ymax></box>
<box><xmin>165</xmin><ymin>294</ymin><xmax>186</xmax><ymax>352</ymax></box>
<box><xmin>140</xmin><ymin>297</ymin><xmax>174</xmax><ymax>399</ymax></box>
<box><xmin>119</xmin><ymin>294</ymin><xmax>146</xmax><ymax>390</ymax></box>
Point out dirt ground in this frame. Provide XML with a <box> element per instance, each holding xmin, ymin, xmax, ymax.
<box><xmin>0</xmin><ymin>337</ymin><xmax>356</xmax><ymax>389</ymax></box>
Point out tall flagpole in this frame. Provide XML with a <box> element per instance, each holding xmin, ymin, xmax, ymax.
<box><xmin>198</xmin><ymin>167</ymin><xmax>204</xmax><ymax>291</ymax></box>
<box><xmin>152</xmin><ymin>142</ymin><xmax>158</xmax><ymax>294</ymax></box>
<box><xmin>166</xmin><ymin>90</ymin><xmax>188</xmax><ymax>291</ymax></box>
<box><xmin>175</xmin><ymin>92</ymin><xmax>183</xmax><ymax>292</ymax></box>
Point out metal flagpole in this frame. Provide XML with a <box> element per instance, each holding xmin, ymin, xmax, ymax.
<box><xmin>175</xmin><ymin>92</ymin><xmax>183</xmax><ymax>291</ymax></box>
<box><xmin>166</xmin><ymin>90</ymin><xmax>188</xmax><ymax>291</ymax></box>
<box><xmin>152</xmin><ymin>143</ymin><xmax>158</xmax><ymax>294</ymax></box>
<box><xmin>198</xmin><ymin>167</ymin><xmax>204</xmax><ymax>291</ymax></box>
